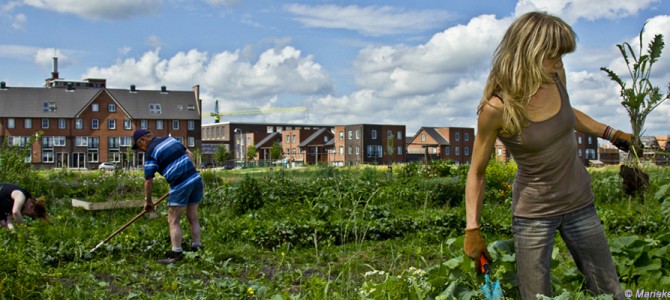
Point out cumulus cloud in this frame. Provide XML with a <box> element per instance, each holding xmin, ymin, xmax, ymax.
<box><xmin>12</xmin><ymin>13</ymin><xmax>26</xmax><ymax>29</ymax></box>
<box><xmin>203</xmin><ymin>0</ymin><xmax>238</xmax><ymax>6</ymax></box>
<box><xmin>352</xmin><ymin>15</ymin><xmax>506</xmax><ymax>98</ymax></box>
<box><xmin>23</xmin><ymin>0</ymin><xmax>162</xmax><ymax>20</ymax></box>
<box><xmin>515</xmin><ymin>0</ymin><xmax>660</xmax><ymax>23</ymax></box>
<box><xmin>284</xmin><ymin>4</ymin><xmax>452</xmax><ymax>36</ymax></box>
<box><xmin>82</xmin><ymin>46</ymin><xmax>333</xmax><ymax>113</ymax></box>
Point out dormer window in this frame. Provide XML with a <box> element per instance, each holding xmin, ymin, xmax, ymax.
<box><xmin>149</xmin><ymin>103</ymin><xmax>162</xmax><ymax>114</ymax></box>
<box><xmin>187</xmin><ymin>105</ymin><xmax>195</xmax><ymax>111</ymax></box>
<box><xmin>43</xmin><ymin>102</ymin><xmax>57</xmax><ymax>112</ymax></box>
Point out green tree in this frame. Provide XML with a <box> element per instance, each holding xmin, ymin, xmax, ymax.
<box><xmin>270</xmin><ymin>142</ymin><xmax>283</xmax><ymax>160</ymax></box>
<box><xmin>246</xmin><ymin>145</ymin><xmax>257</xmax><ymax>161</ymax></box>
<box><xmin>601</xmin><ymin>24</ymin><xmax>670</xmax><ymax>197</ymax></box>
<box><xmin>213</xmin><ymin>145</ymin><xmax>230</xmax><ymax>165</ymax></box>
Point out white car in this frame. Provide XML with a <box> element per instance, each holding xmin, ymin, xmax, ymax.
<box><xmin>98</xmin><ymin>162</ymin><xmax>117</xmax><ymax>171</ymax></box>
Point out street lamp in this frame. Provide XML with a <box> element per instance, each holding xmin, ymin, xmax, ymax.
<box><xmin>234</xmin><ymin>128</ymin><xmax>244</xmax><ymax>163</ymax></box>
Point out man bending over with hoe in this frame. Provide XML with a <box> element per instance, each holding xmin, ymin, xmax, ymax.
<box><xmin>0</xmin><ymin>183</ymin><xmax>48</xmax><ymax>231</ymax></box>
<box><xmin>132</xmin><ymin>129</ymin><xmax>204</xmax><ymax>264</ymax></box>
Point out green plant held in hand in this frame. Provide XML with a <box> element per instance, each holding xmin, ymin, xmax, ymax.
<box><xmin>600</xmin><ymin>23</ymin><xmax>670</xmax><ymax>198</ymax></box>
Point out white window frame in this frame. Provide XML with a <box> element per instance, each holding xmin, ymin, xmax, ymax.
<box><xmin>172</xmin><ymin>120</ymin><xmax>180</xmax><ymax>130</ymax></box>
<box><xmin>7</xmin><ymin>118</ymin><xmax>15</xmax><ymax>129</ymax></box>
<box><xmin>58</xmin><ymin>118</ymin><xmax>66</xmax><ymax>129</ymax></box>
<box><xmin>92</xmin><ymin>103</ymin><xmax>99</xmax><ymax>112</ymax></box>
<box><xmin>108</xmin><ymin>119</ymin><xmax>116</xmax><ymax>130</ymax></box>
<box><xmin>92</xmin><ymin>119</ymin><xmax>99</xmax><ymax>129</ymax></box>
<box><xmin>156</xmin><ymin>120</ymin><xmax>164</xmax><ymax>130</ymax></box>
<box><xmin>24</xmin><ymin>118</ymin><xmax>32</xmax><ymax>129</ymax></box>
<box><xmin>75</xmin><ymin>118</ymin><xmax>83</xmax><ymax>129</ymax></box>
<box><xmin>108</xmin><ymin>103</ymin><xmax>116</xmax><ymax>112</ymax></box>
<box><xmin>41</xmin><ymin>118</ymin><xmax>49</xmax><ymax>129</ymax></box>
<box><xmin>188</xmin><ymin>120</ymin><xmax>195</xmax><ymax>130</ymax></box>
<box><xmin>124</xmin><ymin>119</ymin><xmax>132</xmax><ymax>130</ymax></box>
<box><xmin>188</xmin><ymin>137</ymin><xmax>195</xmax><ymax>147</ymax></box>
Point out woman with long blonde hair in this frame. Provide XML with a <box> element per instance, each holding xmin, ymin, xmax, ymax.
<box><xmin>463</xmin><ymin>12</ymin><xmax>628</xmax><ymax>299</ymax></box>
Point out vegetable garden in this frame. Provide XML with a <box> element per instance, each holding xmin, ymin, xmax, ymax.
<box><xmin>1</xmin><ymin>160</ymin><xmax>669</xmax><ymax>299</ymax></box>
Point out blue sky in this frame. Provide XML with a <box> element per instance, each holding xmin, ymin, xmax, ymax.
<box><xmin>1</xmin><ymin>0</ymin><xmax>669</xmax><ymax>137</ymax></box>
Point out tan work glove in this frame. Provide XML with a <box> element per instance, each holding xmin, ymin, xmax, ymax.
<box><xmin>464</xmin><ymin>227</ymin><xmax>492</xmax><ymax>274</ymax></box>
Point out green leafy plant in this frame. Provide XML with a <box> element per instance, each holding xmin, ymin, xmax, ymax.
<box><xmin>600</xmin><ymin>24</ymin><xmax>670</xmax><ymax>197</ymax></box>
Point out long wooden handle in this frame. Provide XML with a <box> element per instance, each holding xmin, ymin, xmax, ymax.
<box><xmin>89</xmin><ymin>193</ymin><xmax>168</xmax><ymax>253</ymax></box>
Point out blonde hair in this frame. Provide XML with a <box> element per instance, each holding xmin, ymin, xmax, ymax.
<box><xmin>480</xmin><ymin>11</ymin><xmax>576</xmax><ymax>136</ymax></box>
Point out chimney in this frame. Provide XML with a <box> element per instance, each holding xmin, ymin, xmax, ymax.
<box><xmin>161</xmin><ymin>85</ymin><xmax>167</xmax><ymax>93</ymax></box>
<box><xmin>130</xmin><ymin>84</ymin><xmax>136</xmax><ymax>92</ymax></box>
<box><xmin>51</xmin><ymin>57</ymin><xmax>59</xmax><ymax>79</ymax></box>
<box><xmin>0</xmin><ymin>81</ymin><xmax>6</xmax><ymax>89</ymax></box>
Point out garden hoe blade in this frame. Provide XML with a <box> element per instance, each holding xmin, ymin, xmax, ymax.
<box><xmin>84</xmin><ymin>193</ymin><xmax>169</xmax><ymax>259</ymax></box>
<box><xmin>479</xmin><ymin>255</ymin><xmax>504</xmax><ymax>300</ymax></box>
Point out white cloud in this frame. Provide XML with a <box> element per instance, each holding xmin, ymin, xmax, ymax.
<box><xmin>203</xmin><ymin>0</ymin><xmax>238</xmax><ymax>6</ymax></box>
<box><xmin>33</xmin><ymin>48</ymin><xmax>69</xmax><ymax>68</ymax></box>
<box><xmin>12</xmin><ymin>13</ymin><xmax>26</xmax><ymax>29</ymax></box>
<box><xmin>515</xmin><ymin>0</ymin><xmax>660</xmax><ymax>23</ymax></box>
<box><xmin>146</xmin><ymin>35</ymin><xmax>162</xmax><ymax>48</ymax></box>
<box><xmin>82</xmin><ymin>45</ymin><xmax>333</xmax><ymax>113</ymax></box>
<box><xmin>284</xmin><ymin>4</ymin><xmax>451</xmax><ymax>36</ymax></box>
<box><xmin>352</xmin><ymin>15</ymin><xmax>507</xmax><ymax>98</ymax></box>
<box><xmin>23</xmin><ymin>0</ymin><xmax>162</xmax><ymax>20</ymax></box>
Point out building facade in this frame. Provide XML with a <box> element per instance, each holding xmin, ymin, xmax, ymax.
<box><xmin>406</xmin><ymin>127</ymin><xmax>475</xmax><ymax>164</ymax></box>
<box><xmin>332</xmin><ymin>124</ymin><xmax>406</xmax><ymax>166</ymax></box>
<box><xmin>0</xmin><ymin>72</ymin><xmax>201</xmax><ymax>169</ymax></box>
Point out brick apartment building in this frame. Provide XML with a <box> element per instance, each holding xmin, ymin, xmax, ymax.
<box><xmin>331</xmin><ymin>124</ymin><xmax>406</xmax><ymax>166</ymax></box>
<box><xmin>406</xmin><ymin>127</ymin><xmax>475</xmax><ymax>164</ymax></box>
<box><xmin>0</xmin><ymin>61</ymin><xmax>201</xmax><ymax>169</ymax></box>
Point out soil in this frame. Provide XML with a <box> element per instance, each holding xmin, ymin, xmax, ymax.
<box><xmin>619</xmin><ymin>165</ymin><xmax>650</xmax><ymax>199</ymax></box>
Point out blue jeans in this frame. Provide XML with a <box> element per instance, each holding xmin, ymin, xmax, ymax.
<box><xmin>512</xmin><ymin>204</ymin><xmax>623</xmax><ymax>299</ymax></box>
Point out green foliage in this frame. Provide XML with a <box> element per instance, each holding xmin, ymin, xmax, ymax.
<box><xmin>0</xmin><ymin>133</ymin><xmax>40</xmax><ymax>186</ymax></box>
<box><xmin>1</xmin><ymin>163</ymin><xmax>668</xmax><ymax>299</ymax></box>
<box><xmin>246</xmin><ymin>145</ymin><xmax>257</xmax><ymax>161</ymax></box>
<box><xmin>213</xmin><ymin>144</ymin><xmax>231</xmax><ymax>164</ymax></box>
<box><xmin>270</xmin><ymin>142</ymin><xmax>283</xmax><ymax>160</ymax></box>
<box><xmin>600</xmin><ymin>24</ymin><xmax>669</xmax><ymax>156</ymax></box>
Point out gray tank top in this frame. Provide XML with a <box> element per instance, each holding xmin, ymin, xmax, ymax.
<box><xmin>498</xmin><ymin>74</ymin><xmax>593</xmax><ymax>218</ymax></box>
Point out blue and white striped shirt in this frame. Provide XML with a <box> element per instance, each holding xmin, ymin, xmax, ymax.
<box><xmin>144</xmin><ymin>136</ymin><xmax>200</xmax><ymax>192</ymax></box>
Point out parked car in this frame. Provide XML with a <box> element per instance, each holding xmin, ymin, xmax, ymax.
<box><xmin>98</xmin><ymin>162</ymin><xmax>117</xmax><ymax>171</ymax></box>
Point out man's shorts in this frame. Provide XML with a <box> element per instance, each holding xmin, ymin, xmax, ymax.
<box><xmin>167</xmin><ymin>178</ymin><xmax>203</xmax><ymax>207</ymax></box>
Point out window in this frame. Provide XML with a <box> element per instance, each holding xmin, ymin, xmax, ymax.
<box><xmin>7</xmin><ymin>118</ymin><xmax>15</xmax><ymax>129</ymax></box>
<box><xmin>339</xmin><ymin>131</ymin><xmax>344</xmax><ymax>140</ymax></box>
<box><xmin>156</xmin><ymin>120</ymin><xmax>163</xmax><ymax>130</ymax></box>
<box><xmin>464</xmin><ymin>132</ymin><xmax>470</xmax><ymax>141</ymax></box>
<box><xmin>108</xmin><ymin>104</ymin><xmax>116</xmax><ymax>112</ymax></box>
<box><xmin>348</xmin><ymin>131</ymin><xmax>353</xmax><ymax>140</ymax></box>
<box><xmin>455</xmin><ymin>147</ymin><xmax>460</xmax><ymax>156</ymax></box>
<box><xmin>355</xmin><ymin>130</ymin><xmax>360</xmax><ymax>139</ymax></box>
<box><xmin>172</xmin><ymin>120</ymin><xmax>179</xmax><ymax>130</ymax></box>
<box><xmin>267</xmin><ymin>126</ymin><xmax>274</xmax><ymax>133</ymax></box>
<box><xmin>76</xmin><ymin>137</ymin><xmax>89</xmax><ymax>147</ymax></box>
<box><xmin>588</xmin><ymin>136</ymin><xmax>593</xmax><ymax>144</ymax></box>
<box><xmin>149</xmin><ymin>103</ymin><xmax>162</xmax><ymax>114</ymax></box>
<box><xmin>497</xmin><ymin>148</ymin><xmax>503</xmax><ymax>156</ymax></box>
<box><xmin>58</xmin><ymin>118</ymin><xmax>66</xmax><ymax>129</ymax></box>
<box><xmin>24</xmin><ymin>118</ymin><xmax>32</xmax><ymax>129</ymax></box>
<box><xmin>371</xmin><ymin>130</ymin><xmax>377</xmax><ymax>140</ymax></box>
<box><xmin>108</xmin><ymin>119</ymin><xmax>116</xmax><ymax>130</ymax></box>
<box><xmin>108</xmin><ymin>137</ymin><xmax>120</xmax><ymax>148</ymax></box>
<box><xmin>120</xmin><ymin>137</ymin><xmax>132</xmax><ymax>147</ymax></box>
<box><xmin>397</xmin><ymin>131</ymin><xmax>402</xmax><ymax>140</ymax></box>
<box><xmin>421</xmin><ymin>134</ymin><xmax>426</xmax><ymax>142</ymax></box>
<box><xmin>464</xmin><ymin>147</ymin><xmax>470</xmax><ymax>156</ymax></box>
<box><xmin>291</xmin><ymin>134</ymin><xmax>296</xmax><ymax>143</ymax></box>
<box><xmin>92</xmin><ymin>103</ymin><xmax>99</xmax><ymax>112</ymax></box>
<box><xmin>339</xmin><ymin>146</ymin><xmax>344</xmax><ymax>155</ymax></box>
<box><xmin>578</xmin><ymin>149</ymin><xmax>583</xmax><ymax>157</ymax></box>
<box><xmin>7</xmin><ymin>136</ymin><xmax>29</xmax><ymax>147</ymax></box>
<box><xmin>140</xmin><ymin>119</ymin><xmax>148</xmax><ymax>129</ymax></box>
<box><xmin>75</xmin><ymin>119</ymin><xmax>83</xmax><ymax>129</ymax></box>
<box><xmin>187</xmin><ymin>105</ymin><xmax>195</xmax><ymax>111</ymax></box>
<box><xmin>123</xmin><ymin>119</ymin><xmax>131</xmax><ymax>130</ymax></box>
<box><xmin>285</xmin><ymin>135</ymin><xmax>290</xmax><ymax>144</ymax></box>
<box><xmin>324</xmin><ymin>136</ymin><xmax>329</xmax><ymax>143</ymax></box>
<box><xmin>445</xmin><ymin>147</ymin><xmax>451</xmax><ymax>155</ymax></box>
<box><xmin>397</xmin><ymin>146</ymin><xmax>403</xmax><ymax>155</ymax></box>
<box><xmin>41</xmin><ymin>118</ymin><xmax>49</xmax><ymax>129</ymax></box>
<box><xmin>355</xmin><ymin>146</ymin><xmax>360</xmax><ymax>155</ymax></box>
<box><xmin>455</xmin><ymin>132</ymin><xmax>460</xmax><ymax>141</ymax></box>
<box><xmin>367</xmin><ymin>145</ymin><xmax>383</xmax><ymax>158</ymax></box>
<box><xmin>387</xmin><ymin>130</ymin><xmax>392</xmax><ymax>138</ymax></box>
<box><xmin>43</xmin><ymin>102</ymin><xmax>57</xmax><ymax>112</ymax></box>
<box><xmin>188</xmin><ymin>120</ymin><xmax>195</xmax><ymax>130</ymax></box>
<box><xmin>87</xmin><ymin>150</ymin><xmax>99</xmax><ymax>163</ymax></box>
<box><xmin>348</xmin><ymin>146</ymin><xmax>352</xmax><ymax>154</ymax></box>
<box><xmin>188</xmin><ymin>137</ymin><xmax>195</xmax><ymax>147</ymax></box>
<box><xmin>92</xmin><ymin>119</ymin><xmax>99</xmax><ymax>129</ymax></box>
<box><xmin>53</xmin><ymin>136</ymin><xmax>66</xmax><ymax>147</ymax></box>
<box><xmin>42</xmin><ymin>150</ymin><xmax>54</xmax><ymax>163</ymax></box>
<box><xmin>578</xmin><ymin>136</ymin><xmax>583</xmax><ymax>144</ymax></box>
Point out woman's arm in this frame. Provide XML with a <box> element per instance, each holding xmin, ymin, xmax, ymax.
<box><xmin>10</xmin><ymin>190</ymin><xmax>26</xmax><ymax>225</ymax></box>
<box><xmin>465</xmin><ymin>98</ymin><xmax>504</xmax><ymax>229</ymax></box>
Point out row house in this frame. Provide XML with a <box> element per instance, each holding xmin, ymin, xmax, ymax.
<box><xmin>201</xmin><ymin>122</ymin><xmax>333</xmax><ymax>162</ymax></box>
<box><xmin>406</xmin><ymin>127</ymin><xmax>475</xmax><ymax>164</ymax></box>
<box><xmin>0</xmin><ymin>72</ymin><xmax>201</xmax><ymax>169</ymax></box>
<box><xmin>331</xmin><ymin>124</ymin><xmax>406</xmax><ymax>166</ymax></box>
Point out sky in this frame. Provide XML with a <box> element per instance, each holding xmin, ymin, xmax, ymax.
<box><xmin>1</xmin><ymin>0</ymin><xmax>669</xmax><ymax>138</ymax></box>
